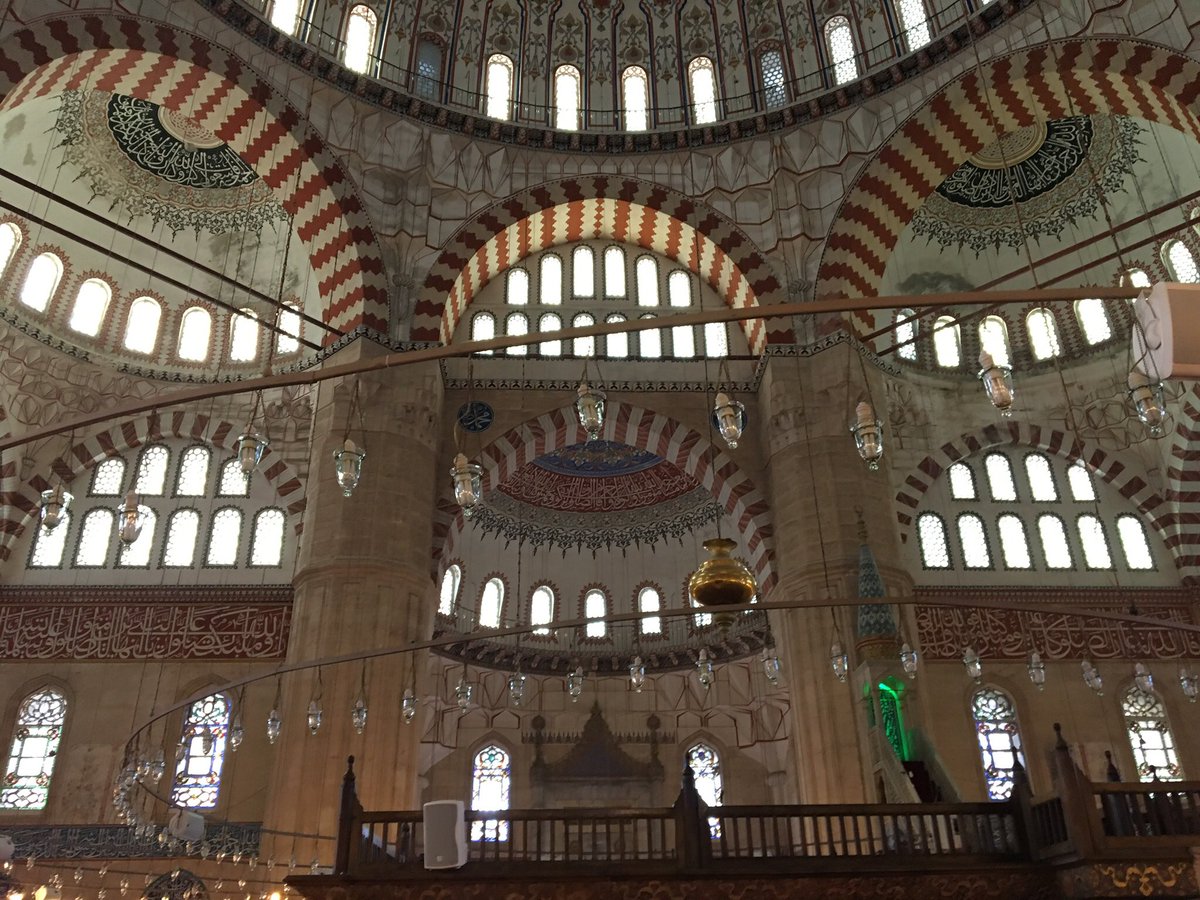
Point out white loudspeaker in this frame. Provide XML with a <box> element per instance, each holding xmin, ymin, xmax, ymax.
<box><xmin>1133</xmin><ymin>282</ymin><xmax>1200</xmax><ymax>378</ymax></box>
<box><xmin>422</xmin><ymin>800</ymin><xmax>467</xmax><ymax>870</ymax></box>
<box><xmin>168</xmin><ymin>809</ymin><xmax>205</xmax><ymax>843</ymax></box>
<box><xmin>0</xmin><ymin>834</ymin><xmax>13</xmax><ymax>861</ymax></box>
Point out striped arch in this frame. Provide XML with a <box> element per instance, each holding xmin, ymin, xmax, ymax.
<box><xmin>0</xmin><ymin>410</ymin><xmax>306</xmax><ymax>561</ymax></box>
<box><xmin>893</xmin><ymin>420</ymin><xmax>1180</xmax><ymax>574</ymax></box>
<box><xmin>433</xmin><ymin>404</ymin><xmax>777</xmax><ymax>593</ymax></box>
<box><xmin>0</xmin><ymin>14</ymin><xmax>387</xmax><ymax>337</ymax></box>
<box><xmin>412</xmin><ymin>178</ymin><xmax>790</xmax><ymax>353</ymax></box>
<box><xmin>1165</xmin><ymin>383</ymin><xmax>1200</xmax><ymax>582</ymax></box>
<box><xmin>817</xmin><ymin>38</ymin><xmax>1200</xmax><ymax>336</ymax></box>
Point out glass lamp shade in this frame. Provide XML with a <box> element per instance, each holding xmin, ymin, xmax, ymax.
<box><xmin>333</xmin><ymin>440</ymin><xmax>366</xmax><ymax>497</ymax></box>
<box><xmin>508</xmin><ymin>672</ymin><xmax>526</xmax><ymax>707</ymax></box>
<box><xmin>1179</xmin><ymin>667</ymin><xmax>1199</xmax><ymax>703</ymax></box>
<box><xmin>696</xmin><ymin>650</ymin><xmax>715</xmax><ymax>689</ymax></box>
<box><xmin>1081</xmin><ymin>660</ymin><xmax>1104</xmax><ymax>695</ymax></box>
<box><xmin>454</xmin><ymin>678</ymin><xmax>473</xmax><ymax>711</ymax></box>
<box><xmin>1128</xmin><ymin>370</ymin><xmax>1167</xmax><ymax>438</ymax></box>
<box><xmin>713</xmin><ymin>392</ymin><xmax>746</xmax><ymax>449</ymax></box>
<box><xmin>899</xmin><ymin>642</ymin><xmax>919</xmax><ymax>678</ymax></box>
<box><xmin>236</xmin><ymin>430</ymin><xmax>269</xmax><ymax>475</ymax></box>
<box><xmin>688</xmin><ymin>538</ymin><xmax>757</xmax><ymax>630</ymax></box>
<box><xmin>629</xmin><ymin>656</ymin><xmax>646</xmax><ymax>692</ymax></box>
<box><xmin>306</xmin><ymin>700</ymin><xmax>323</xmax><ymax>735</ymax></box>
<box><xmin>266</xmin><ymin>708</ymin><xmax>282</xmax><ymax>744</ymax></box>
<box><xmin>850</xmin><ymin>402</ymin><xmax>883</xmax><ymax>471</ymax></box>
<box><xmin>566</xmin><ymin>666</ymin><xmax>585</xmax><ymax>701</ymax></box>
<box><xmin>963</xmin><ymin>647</ymin><xmax>982</xmax><ymax>683</ymax></box>
<box><xmin>1027</xmin><ymin>651</ymin><xmax>1047</xmax><ymax>691</ymax></box>
<box><xmin>830</xmin><ymin>642</ymin><xmax>848</xmax><ymax>682</ymax></box>
<box><xmin>575</xmin><ymin>381</ymin><xmax>607</xmax><ymax>441</ymax></box>
<box><xmin>978</xmin><ymin>352</ymin><xmax>1015</xmax><ymax>417</ymax></box>
<box><xmin>116</xmin><ymin>492</ymin><xmax>149</xmax><ymax>544</ymax></box>
<box><xmin>761</xmin><ymin>649</ymin><xmax>782</xmax><ymax>686</ymax></box>
<box><xmin>40</xmin><ymin>485</ymin><xmax>73</xmax><ymax>530</ymax></box>
<box><xmin>1134</xmin><ymin>662</ymin><xmax>1154</xmax><ymax>694</ymax></box>
<box><xmin>351</xmin><ymin>695</ymin><xmax>368</xmax><ymax>735</ymax></box>
<box><xmin>401</xmin><ymin>688</ymin><xmax>418</xmax><ymax>723</ymax></box>
<box><xmin>147</xmin><ymin>750</ymin><xmax>165</xmax><ymax>784</ymax></box>
<box><xmin>450</xmin><ymin>453</ymin><xmax>484</xmax><ymax>517</ymax></box>
<box><xmin>228</xmin><ymin>717</ymin><xmax>245</xmax><ymax>751</ymax></box>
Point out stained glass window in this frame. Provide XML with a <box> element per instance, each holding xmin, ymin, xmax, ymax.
<box><xmin>997</xmin><ymin>514</ymin><xmax>1032</xmax><ymax>569</ymax></box>
<box><xmin>604</xmin><ymin>246</ymin><xmax>626</xmax><ymax>296</ymax></box>
<box><xmin>687</xmin><ymin>743</ymin><xmax>723</xmax><ymax>837</ymax></box>
<box><xmin>176</xmin><ymin>447</ymin><xmax>211</xmax><ymax>497</ymax></box>
<box><xmin>978</xmin><ymin>316</ymin><xmax>1010</xmax><ymax>368</ymax></box>
<box><xmin>277</xmin><ymin>303</ymin><xmax>301</xmax><ymax>354</ymax></box>
<box><xmin>250</xmin><ymin>508</ymin><xmax>285</xmax><ymax>566</ymax></box>
<box><xmin>20</xmin><ymin>252</ymin><xmax>62</xmax><ymax>313</ymax></box>
<box><xmin>504</xmin><ymin>312</ymin><xmax>528</xmax><ymax>356</ymax></box>
<box><xmin>585</xmin><ymin>589</ymin><xmax>607</xmax><ymax>638</ymax></box>
<box><xmin>1023</xmin><ymin>454</ymin><xmax>1057</xmax><ymax>502</ymax></box>
<box><xmin>1026</xmin><ymin>308</ymin><xmax>1061</xmax><ymax>360</ymax></box>
<box><xmin>171</xmin><ymin>694</ymin><xmax>230</xmax><ymax>809</ymax></box>
<box><xmin>270</xmin><ymin>0</ymin><xmax>301</xmax><ymax>35</ymax></box>
<box><xmin>541</xmin><ymin>255</ymin><xmax>563</xmax><ymax>305</ymax></box>
<box><xmin>1116</xmin><ymin>515</ymin><xmax>1154</xmax><ymax>570</ymax></box>
<box><xmin>229</xmin><ymin>309</ymin><xmax>259</xmax><ymax>362</ymax></box>
<box><xmin>704</xmin><ymin>322</ymin><xmax>729</xmax><ymax>358</ymax></box>
<box><xmin>116</xmin><ymin>508</ymin><xmax>156</xmax><ymax>567</ymax></box>
<box><xmin>539</xmin><ymin>313</ymin><xmax>562</xmax><ymax>356</ymax></box>
<box><xmin>984</xmin><ymin>453</ymin><xmax>1017</xmax><ymax>502</ymax></box>
<box><xmin>672</xmin><ymin>325</ymin><xmax>696</xmax><ymax>358</ymax></box>
<box><xmin>621</xmin><ymin>66</ymin><xmax>650</xmax><ymax>131</ymax></box>
<box><xmin>74</xmin><ymin>509</ymin><xmax>114</xmax><ymax>567</ymax></box>
<box><xmin>572</xmin><ymin>313</ymin><xmax>595</xmax><ymax>357</ymax></box>
<box><xmin>162</xmin><ymin>510</ymin><xmax>201</xmax><ymax>567</ymax></box>
<box><xmin>933</xmin><ymin>316</ymin><xmax>961</xmax><ymax>367</ymax></box>
<box><xmin>554</xmin><ymin>64</ymin><xmax>582</xmax><ymax>130</ymax></box>
<box><xmin>1037</xmin><ymin>514</ymin><xmax>1073</xmax><ymax>569</ymax></box>
<box><xmin>635</xmin><ymin>256</ymin><xmax>659</xmax><ymax>307</ymax></box>
<box><xmin>687</xmin><ymin>57</ymin><xmax>718</xmax><ymax>124</ymax></box>
<box><xmin>1</xmin><ymin>688</ymin><xmax>67</xmax><ymax>810</ymax></box>
<box><xmin>69</xmin><ymin>279</ymin><xmax>111</xmax><ymax>337</ymax></box>
<box><xmin>573</xmin><ymin>246</ymin><xmax>594</xmax><ymax>297</ymax></box>
<box><xmin>1075</xmin><ymin>298</ymin><xmax>1111</xmax><ymax>345</ymax></box>
<box><xmin>917</xmin><ymin>513</ymin><xmax>951</xmax><ymax>568</ymax></box>
<box><xmin>470</xmin><ymin>745</ymin><xmax>511</xmax><ymax>841</ymax></box>
<box><xmin>0</xmin><ymin>221</ymin><xmax>21</xmax><ymax>279</ymax></box>
<box><xmin>605</xmin><ymin>314</ymin><xmax>628</xmax><ymax>358</ymax></box>
<box><xmin>530</xmin><ymin>585</ymin><xmax>554</xmax><ymax>635</ymax></box>
<box><xmin>759</xmin><ymin>48</ymin><xmax>786</xmax><ymax>108</ymax></box>
<box><xmin>178</xmin><ymin>307</ymin><xmax>212</xmax><ymax>362</ymax></box>
<box><xmin>90</xmin><ymin>458</ymin><xmax>126</xmax><ymax>496</ymax></box>
<box><xmin>895</xmin><ymin>308</ymin><xmax>917</xmax><ymax>361</ymax></box>
<box><xmin>439</xmin><ymin>564</ymin><xmax>462</xmax><ymax>616</ymax></box>
<box><xmin>485</xmin><ymin>54</ymin><xmax>514</xmax><ymax>120</ymax></box>
<box><xmin>1122</xmin><ymin>687</ymin><xmax>1181</xmax><ymax>782</ymax></box>
<box><xmin>1067</xmin><ymin>460</ymin><xmax>1095</xmax><ymax>502</ymax></box>
<box><xmin>668</xmin><ymin>270</ymin><xmax>692</xmax><ymax>308</ymax></box>
<box><xmin>344</xmin><ymin>4</ymin><xmax>378</xmax><ymax>74</ymax></box>
<box><xmin>895</xmin><ymin>0</ymin><xmax>932</xmax><ymax>51</ymax></box>
<box><xmin>1077</xmin><ymin>514</ymin><xmax>1113</xmax><ymax>569</ymax></box>
<box><xmin>506</xmin><ymin>268</ymin><xmax>529</xmax><ymax>305</ymax></box>
<box><xmin>1164</xmin><ymin>240</ymin><xmax>1200</xmax><ymax>283</ymax></box>
<box><xmin>957</xmin><ymin>513</ymin><xmax>991</xmax><ymax>569</ymax></box>
<box><xmin>206</xmin><ymin>508</ymin><xmax>243</xmax><ymax>566</ymax></box>
<box><xmin>29</xmin><ymin>513</ymin><xmax>71</xmax><ymax>568</ymax></box>
<box><xmin>971</xmin><ymin>688</ymin><xmax>1024</xmax><ymax>800</ymax></box>
<box><xmin>218</xmin><ymin>458</ymin><xmax>250</xmax><ymax>497</ymax></box>
<box><xmin>639</xmin><ymin>314</ymin><xmax>661</xmax><ymax>358</ymax></box>
<box><xmin>825</xmin><ymin>16</ymin><xmax>858</xmax><ymax>85</ymax></box>
<box><xmin>948</xmin><ymin>463</ymin><xmax>976</xmax><ymax>500</ymax></box>
<box><xmin>638</xmin><ymin>586</ymin><xmax>661</xmax><ymax>634</ymax></box>
<box><xmin>415</xmin><ymin>39</ymin><xmax>443</xmax><ymax>99</ymax></box>
<box><xmin>136</xmin><ymin>445</ymin><xmax>170</xmax><ymax>496</ymax></box>
<box><xmin>479</xmin><ymin>578</ymin><xmax>504</xmax><ymax>629</ymax></box>
<box><xmin>125</xmin><ymin>297</ymin><xmax>162</xmax><ymax>354</ymax></box>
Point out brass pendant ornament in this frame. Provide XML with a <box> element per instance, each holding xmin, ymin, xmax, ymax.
<box><xmin>688</xmin><ymin>537</ymin><xmax>756</xmax><ymax>630</ymax></box>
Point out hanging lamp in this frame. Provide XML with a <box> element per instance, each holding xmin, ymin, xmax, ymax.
<box><xmin>1127</xmin><ymin>369</ymin><xmax>1167</xmax><ymax>438</ymax></box>
<box><xmin>830</xmin><ymin>641</ymin><xmax>849</xmax><ymax>682</ymax></box>
<box><xmin>962</xmin><ymin>647</ymin><xmax>982</xmax><ymax>683</ymax></box>
<box><xmin>850</xmin><ymin>401</ymin><xmax>883</xmax><ymax>470</ymax></box>
<box><xmin>1133</xmin><ymin>662</ymin><xmax>1154</xmax><ymax>694</ymax></box>
<box><xmin>236</xmin><ymin>392</ymin><xmax>270</xmax><ymax>476</ymax></box>
<box><xmin>39</xmin><ymin>483</ymin><xmax>73</xmax><ymax>531</ymax></box>
<box><xmin>1178</xmin><ymin>666</ymin><xmax>1198</xmax><ymax>703</ymax></box>
<box><xmin>629</xmin><ymin>655</ymin><xmax>646</xmax><ymax>692</ymax></box>
<box><xmin>899</xmin><ymin>642</ymin><xmax>919</xmax><ymax>678</ymax></box>
<box><xmin>1081</xmin><ymin>660</ymin><xmax>1104</xmax><ymax>695</ymax></box>
<box><xmin>695</xmin><ymin>649</ymin><xmax>715</xmax><ymax>689</ymax></box>
<box><xmin>688</xmin><ymin>538</ymin><xmax>756</xmax><ymax>631</ymax></box>
<box><xmin>575</xmin><ymin>377</ymin><xmax>607</xmax><ymax>441</ymax></box>
<box><xmin>761</xmin><ymin>647</ymin><xmax>782</xmax><ymax>686</ymax></box>
<box><xmin>978</xmin><ymin>350</ymin><xmax>1015</xmax><ymax>416</ymax></box>
<box><xmin>333</xmin><ymin>379</ymin><xmax>367</xmax><ymax>498</ymax></box>
<box><xmin>116</xmin><ymin>490</ymin><xmax>150</xmax><ymax>544</ymax></box>
<box><xmin>566</xmin><ymin>665</ymin><xmax>585</xmax><ymax>702</ymax></box>
<box><xmin>351</xmin><ymin>667</ymin><xmax>368</xmax><ymax>735</ymax></box>
<box><xmin>1027</xmin><ymin>651</ymin><xmax>1047</xmax><ymax>691</ymax></box>
<box><xmin>450</xmin><ymin>453</ymin><xmax>484</xmax><ymax>517</ymax></box>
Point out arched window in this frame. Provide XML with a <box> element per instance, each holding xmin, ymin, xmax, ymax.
<box><xmin>1023</xmin><ymin>454</ymin><xmax>1057</xmax><ymax>502</ymax></box>
<box><xmin>277</xmin><ymin>303</ymin><xmax>301</xmax><ymax>354</ymax></box>
<box><xmin>136</xmin><ymin>445</ymin><xmax>171</xmax><ymax>496</ymax></box>
<box><xmin>68</xmin><ymin>278</ymin><xmax>111</xmax><ymax>337</ymax></box>
<box><xmin>1</xmin><ymin>687</ymin><xmax>68</xmax><ymax>810</ymax></box>
<box><xmin>996</xmin><ymin>514</ymin><xmax>1032</xmax><ymax>569</ymax></box>
<box><xmin>573</xmin><ymin>246</ymin><xmax>595</xmax><ymax>297</ymax></box>
<box><xmin>1075</xmin><ymin>298</ymin><xmax>1111</xmax><ymax>345</ymax></box>
<box><xmin>479</xmin><ymin>577</ymin><xmax>504</xmax><ymax>628</ymax></box>
<box><xmin>162</xmin><ymin>510</ymin><xmax>201</xmax><ymax>567</ymax></box>
<box><xmin>894</xmin><ymin>0</ymin><xmax>932</xmax><ymax>51</ymax></box>
<box><xmin>825</xmin><ymin>16</ymin><xmax>858</xmax><ymax>85</ymax></box>
<box><xmin>916</xmin><ymin>512</ymin><xmax>951</xmax><ymax>568</ymax></box>
<box><xmin>90</xmin><ymin>458</ymin><xmax>126</xmax><ymax>496</ymax></box>
<box><xmin>635</xmin><ymin>257</ymin><xmax>659</xmax><ymax>307</ymax></box>
<box><xmin>116</xmin><ymin>507</ymin><xmax>156</xmax><ymax>567</ymax></box>
<box><xmin>688</xmin><ymin>57</ymin><xmax>719</xmax><ymax>124</ymax></box>
<box><xmin>895</xmin><ymin>308</ymin><xmax>917</xmax><ymax>361</ymax></box>
<box><xmin>205</xmin><ymin>507</ymin><xmax>243</xmax><ymax>566</ymax></box>
<box><xmin>1026</xmin><ymin>308</ymin><xmax>1061</xmax><ymax>360</ymax></box>
<box><xmin>229</xmin><ymin>309</ymin><xmax>259</xmax><ymax>362</ymax></box>
<box><xmin>539</xmin><ymin>312</ymin><xmax>562</xmax><ymax>356</ymax></box>
<box><xmin>1122</xmin><ymin>686</ymin><xmax>1181</xmax><ymax>782</ymax></box>
<box><xmin>686</xmin><ymin>743</ymin><xmax>723</xmax><ymax>836</ymax></box>
<box><xmin>540</xmin><ymin>255</ymin><xmax>562</xmax><ymax>305</ymax></box>
<box><xmin>530</xmin><ymin>585</ymin><xmax>555</xmax><ymax>635</ymax></box>
<box><xmin>605</xmin><ymin>313</ymin><xmax>628</xmax><ymax>358</ymax></box>
<box><xmin>0</xmin><ymin>221</ymin><xmax>21</xmax><ymax>279</ymax></box>
<box><xmin>638</xmin><ymin>586</ymin><xmax>661</xmax><ymax>634</ymax></box>
<box><xmin>1037</xmin><ymin>514</ymin><xmax>1073</xmax><ymax>569</ymax></box>
<box><xmin>984</xmin><ymin>452</ymin><xmax>1017</xmax><ymax>502</ymax></box>
<box><xmin>74</xmin><ymin>508</ymin><xmax>114</xmax><ymax>567</ymax></box>
<box><xmin>704</xmin><ymin>322</ymin><xmax>728</xmax><ymax>358</ymax></box>
<box><xmin>584</xmin><ymin>588</ymin><xmax>607</xmax><ymax>638</ymax></box>
<box><xmin>572</xmin><ymin>313</ymin><xmax>595</xmax><ymax>357</ymax></box>
<box><xmin>978</xmin><ymin>316</ymin><xmax>1010</xmax><ymax>368</ymax></box>
<box><xmin>672</xmin><ymin>324</ymin><xmax>696</xmax><ymax>358</ymax></box>
<box><xmin>30</xmin><ymin>512</ymin><xmax>71</xmax><ymax>568</ymax></box>
<box><xmin>485</xmin><ymin>53</ymin><xmax>515</xmax><ymax>120</ymax></box>
<box><xmin>439</xmin><ymin>564</ymin><xmax>462</xmax><ymax>616</ymax></box>
<box><xmin>971</xmin><ymin>688</ymin><xmax>1024</xmax><ymax>800</ymax></box>
<box><xmin>932</xmin><ymin>315</ymin><xmax>961</xmax><ymax>367</ymax></box>
<box><xmin>758</xmin><ymin>47</ymin><xmax>786</xmax><ymax>108</ymax></box>
<box><xmin>505</xmin><ymin>312</ymin><xmax>529</xmax><ymax>356</ymax></box>
<box><xmin>1163</xmin><ymin>240</ymin><xmax>1200</xmax><ymax>283</ymax></box>
<box><xmin>269</xmin><ymin>0</ymin><xmax>301</xmax><ymax>35</ymax></box>
<box><xmin>171</xmin><ymin>693</ymin><xmax>230</xmax><ymax>809</ymax></box>
<box><xmin>948</xmin><ymin>463</ymin><xmax>976</xmax><ymax>500</ymax></box>
<box><xmin>415</xmin><ymin>39</ymin><xmax>444</xmax><ymax>100</ymax></box>
<box><xmin>1126</xmin><ymin>268</ymin><xmax>1152</xmax><ymax>289</ymax></box>
<box><xmin>668</xmin><ymin>270</ymin><xmax>692</xmax><ymax>308</ymax></box>
<box><xmin>554</xmin><ymin>64</ymin><xmax>582</xmax><ymax>130</ymax></box>
<box><xmin>250</xmin><ymin>508</ymin><xmax>286</xmax><ymax>566</ymax></box>
<box><xmin>638</xmin><ymin>314</ymin><xmax>661</xmax><ymax>358</ymax></box>
<box><xmin>506</xmin><ymin>268</ymin><xmax>529</xmax><ymax>305</ymax></box>
<box><xmin>470</xmin><ymin>745</ymin><xmax>511</xmax><ymax>841</ymax></box>
<box><xmin>20</xmin><ymin>252</ymin><xmax>63</xmax><ymax>312</ymax></box>
<box><xmin>178</xmin><ymin>306</ymin><xmax>212</xmax><ymax>362</ymax></box>
<box><xmin>1077</xmin><ymin>514</ymin><xmax>1113</xmax><ymax>569</ymax></box>
<box><xmin>604</xmin><ymin>246</ymin><xmax>626</xmax><ymax>297</ymax></box>
<box><xmin>1116</xmin><ymin>515</ymin><xmax>1154</xmax><ymax>570</ymax></box>
<box><xmin>218</xmin><ymin>458</ymin><xmax>250</xmax><ymax>497</ymax></box>
<box><xmin>343</xmin><ymin>4</ymin><xmax>378</xmax><ymax>74</ymax></box>
<box><xmin>621</xmin><ymin>66</ymin><xmax>650</xmax><ymax>131</ymax></box>
<box><xmin>176</xmin><ymin>446</ymin><xmax>212</xmax><ymax>497</ymax></box>
<box><xmin>1067</xmin><ymin>459</ymin><xmax>1095</xmax><ymax>501</ymax></box>
<box><xmin>956</xmin><ymin>513</ymin><xmax>991</xmax><ymax>569</ymax></box>
<box><xmin>124</xmin><ymin>297</ymin><xmax>162</xmax><ymax>354</ymax></box>
<box><xmin>471</xmin><ymin>311</ymin><xmax>496</xmax><ymax>352</ymax></box>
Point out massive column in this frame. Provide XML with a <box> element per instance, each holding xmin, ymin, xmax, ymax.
<box><xmin>263</xmin><ymin>342</ymin><xmax>443</xmax><ymax>860</ymax></box>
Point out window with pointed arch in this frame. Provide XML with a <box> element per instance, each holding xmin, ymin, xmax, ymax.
<box><xmin>479</xmin><ymin>577</ymin><xmax>504</xmax><ymax>628</ymax></box>
<box><xmin>69</xmin><ymin>278</ymin><xmax>111</xmax><ymax>337</ymax></box>
<box><xmin>687</xmin><ymin>57</ymin><xmax>719</xmax><ymax>125</ymax></box>
<box><xmin>1126</xmin><ymin>268</ymin><xmax>1152</xmax><ymax>289</ymax></box>
<box><xmin>686</xmin><ymin>742</ymin><xmax>723</xmax><ymax>837</ymax></box>
<box><xmin>439</xmin><ymin>564</ymin><xmax>462</xmax><ymax>616</ymax></box>
<box><xmin>29</xmin><ymin>512</ymin><xmax>71</xmax><ymax>568</ymax></box>
<box><xmin>1023</xmin><ymin>453</ymin><xmax>1057</xmax><ymax>502</ymax></box>
<box><xmin>584</xmin><ymin>588</ymin><xmax>608</xmax><ymax>639</ymax></box>
<box><xmin>956</xmin><ymin>513</ymin><xmax>991</xmax><ymax>569</ymax></box>
<box><xmin>344</xmin><ymin>4</ymin><xmax>378</xmax><ymax>74</ymax></box>
<box><xmin>605</xmin><ymin>314</ymin><xmax>628</xmax><ymax>358</ymax></box>
<box><xmin>171</xmin><ymin>693</ymin><xmax>231</xmax><ymax>809</ymax></box>
<box><xmin>124</xmin><ymin>297</ymin><xmax>162</xmax><ymax>354</ymax></box>
<box><xmin>539</xmin><ymin>313</ymin><xmax>562</xmax><ymax>355</ymax></box>
<box><xmin>1163</xmin><ymin>240</ymin><xmax>1200</xmax><ymax>283</ymax></box>
<box><xmin>135</xmin><ymin>445</ymin><xmax>171</xmax><ymax>496</ymax></box>
<box><xmin>638</xmin><ymin>314</ymin><xmax>662</xmax><ymax>358</ymax></box>
<box><xmin>573</xmin><ymin>246</ymin><xmax>595</xmax><ymax>298</ymax></box>
<box><xmin>470</xmin><ymin>744</ymin><xmax>511</xmax><ymax>841</ymax></box>
<box><xmin>117</xmin><ymin>507</ymin><xmax>157</xmax><ymax>568</ymax></box>
<box><xmin>635</xmin><ymin>256</ymin><xmax>659</xmax><ymax>307</ymax></box>
<box><xmin>1075</xmin><ymin>298</ymin><xmax>1111</xmax><ymax>345</ymax></box>
<box><xmin>471</xmin><ymin>311</ymin><xmax>496</xmax><ymax>354</ymax></box>
<box><xmin>178</xmin><ymin>307</ymin><xmax>212</xmax><ymax>362</ymax></box>
<box><xmin>984</xmin><ymin>452</ymin><xmax>1017</xmax><ymax>502</ymax></box>
<box><xmin>572</xmin><ymin>312</ymin><xmax>595</xmax><ymax>357</ymax></box>
<box><xmin>948</xmin><ymin>463</ymin><xmax>976</xmax><ymax>500</ymax></box>
<box><xmin>20</xmin><ymin>252</ymin><xmax>63</xmax><ymax>313</ymax></box>
<box><xmin>825</xmin><ymin>16</ymin><xmax>858</xmax><ymax>85</ymax></box>
<box><xmin>895</xmin><ymin>308</ymin><xmax>917</xmax><ymax>361</ymax></box>
<box><xmin>162</xmin><ymin>510</ymin><xmax>201</xmax><ymax>567</ymax></box>
<box><xmin>74</xmin><ymin>508</ymin><xmax>114</xmax><ymax>567</ymax></box>
<box><xmin>1</xmin><ymin>687</ymin><xmax>68</xmax><ymax>810</ymax></box>
<box><xmin>916</xmin><ymin>512</ymin><xmax>951</xmax><ymax>569</ymax></box>
<box><xmin>485</xmin><ymin>54</ymin><xmax>515</xmax><ymax>120</ymax></box>
<box><xmin>0</xmin><ymin>221</ymin><xmax>21</xmax><ymax>279</ymax></box>
<box><xmin>668</xmin><ymin>270</ymin><xmax>692</xmax><ymax>308</ymax></box>
<box><xmin>1026</xmin><ymin>308</ymin><xmax>1062</xmax><ymax>360</ymax></box>
<box><xmin>91</xmin><ymin>457</ymin><xmax>127</xmax><ymax>496</ymax></box>
<box><xmin>638</xmin><ymin>586</ymin><xmax>662</xmax><ymax>634</ymax></box>
<box><xmin>1116</xmin><ymin>515</ymin><xmax>1154</xmax><ymax>570</ymax></box>
<box><xmin>269</xmin><ymin>0</ymin><xmax>301</xmax><ymax>35</ymax></box>
<box><xmin>277</xmin><ymin>303</ymin><xmax>301</xmax><ymax>354</ymax></box>
<box><xmin>530</xmin><ymin>585</ymin><xmax>555</xmax><ymax>635</ymax></box>
<box><xmin>554</xmin><ymin>64</ymin><xmax>582</xmax><ymax>130</ymax></box>
<box><xmin>621</xmin><ymin>66</ymin><xmax>650</xmax><ymax>131</ymax></box>
<box><xmin>604</xmin><ymin>246</ymin><xmax>626</xmax><ymax>297</ymax></box>
<box><xmin>175</xmin><ymin>446</ymin><xmax>212</xmax><ymax>497</ymax></box>
<box><xmin>758</xmin><ymin>47</ymin><xmax>786</xmax><ymax>108</ymax></box>
<box><xmin>894</xmin><ymin>0</ymin><xmax>932</xmax><ymax>51</ymax></box>
<box><xmin>229</xmin><ymin>309</ymin><xmax>259</xmax><ymax>362</ymax></box>
<box><xmin>504</xmin><ymin>312</ymin><xmax>529</xmax><ymax>356</ymax></box>
<box><xmin>250</xmin><ymin>508</ymin><xmax>285</xmax><ymax>566</ymax></box>
<box><xmin>978</xmin><ymin>316</ymin><xmax>1010</xmax><ymax>367</ymax></box>
<box><xmin>996</xmin><ymin>513</ymin><xmax>1032</xmax><ymax>569</ymax></box>
<box><xmin>205</xmin><ymin>507</ymin><xmax>243</xmax><ymax>566</ymax></box>
<box><xmin>971</xmin><ymin>688</ymin><xmax>1025</xmax><ymax>800</ymax></box>
<box><xmin>932</xmin><ymin>315</ymin><xmax>960</xmax><ymax>367</ymax></box>
<box><xmin>540</xmin><ymin>256</ymin><xmax>562</xmax><ymax>305</ymax></box>
<box><xmin>704</xmin><ymin>322</ymin><xmax>729</xmax><ymax>358</ymax></box>
<box><xmin>506</xmin><ymin>268</ymin><xmax>529</xmax><ymax>306</ymax></box>
<box><xmin>1122</xmin><ymin>686</ymin><xmax>1181</xmax><ymax>781</ymax></box>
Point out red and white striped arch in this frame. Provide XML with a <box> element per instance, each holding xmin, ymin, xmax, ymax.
<box><xmin>0</xmin><ymin>14</ymin><xmax>388</xmax><ymax>338</ymax></box>
<box><xmin>0</xmin><ymin>411</ymin><xmax>306</xmax><ymax>562</ymax></box>
<box><xmin>1164</xmin><ymin>383</ymin><xmax>1200</xmax><ymax>583</ymax></box>
<box><xmin>433</xmin><ymin>404</ymin><xmax>778</xmax><ymax>594</ymax></box>
<box><xmin>817</xmin><ymin>39</ymin><xmax>1200</xmax><ymax>339</ymax></box>
<box><xmin>412</xmin><ymin>178</ymin><xmax>790</xmax><ymax>353</ymax></box>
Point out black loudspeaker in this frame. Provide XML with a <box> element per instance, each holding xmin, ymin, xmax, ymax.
<box><xmin>1133</xmin><ymin>282</ymin><xmax>1200</xmax><ymax>378</ymax></box>
<box><xmin>422</xmin><ymin>800</ymin><xmax>467</xmax><ymax>869</ymax></box>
